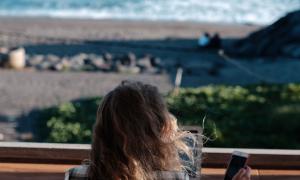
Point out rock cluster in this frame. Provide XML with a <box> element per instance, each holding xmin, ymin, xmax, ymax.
<box><xmin>223</xmin><ymin>10</ymin><xmax>300</xmax><ymax>58</ymax></box>
<box><xmin>26</xmin><ymin>52</ymin><xmax>163</xmax><ymax>74</ymax></box>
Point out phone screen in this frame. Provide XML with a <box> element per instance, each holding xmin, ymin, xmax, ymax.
<box><xmin>224</xmin><ymin>154</ymin><xmax>247</xmax><ymax>180</ymax></box>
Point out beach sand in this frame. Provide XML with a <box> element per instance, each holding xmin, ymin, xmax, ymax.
<box><xmin>0</xmin><ymin>17</ymin><xmax>259</xmax><ymax>111</ymax></box>
<box><xmin>1</xmin><ymin>17</ymin><xmax>300</xmax><ymax>141</ymax></box>
<box><xmin>0</xmin><ymin>17</ymin><xmax>258</xmax><ymax>44</ymax></box>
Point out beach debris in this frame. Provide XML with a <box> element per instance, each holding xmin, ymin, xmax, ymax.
<box><xmin>7</xmin><ymin>47</ymin><xmax>26</xmax><ymax>70</ymax></box>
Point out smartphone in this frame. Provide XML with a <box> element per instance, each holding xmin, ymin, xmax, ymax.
<box><xmin>224</xmin><ymin>151</ymin><xmax>249</xmax><ymax>180</ymax></box>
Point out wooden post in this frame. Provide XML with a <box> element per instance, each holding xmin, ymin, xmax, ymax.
<box><xmin>173</xmin><ymin>67</ymin><xmax>183</xmax><ymax>95</ymax></box>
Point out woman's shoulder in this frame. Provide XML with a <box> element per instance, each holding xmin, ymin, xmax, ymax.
<box><xmin>65</xmin><ymin>164</ymin><xmax>89</xmax><ymax>180</ymax></box>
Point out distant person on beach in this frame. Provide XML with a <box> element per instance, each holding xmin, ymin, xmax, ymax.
<box><xmin>198</xmin><ymin>32</ymin><xmax>221</xmax><ymax>49</ymax></box>
<box><xmin>65</xmin><ymin>81</ymin><xmax>251</xmax><ymax>180</ymax></box>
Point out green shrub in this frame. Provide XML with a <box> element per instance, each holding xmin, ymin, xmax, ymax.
<box><xmin>36</xmin><ymin>98</ymin><xmax>101</xmax><ymax>143</ymax></box>
<box><xmin>35</xmin><ymin>84</ymin><xmax>300</xmax><ymax>149</ymax></box>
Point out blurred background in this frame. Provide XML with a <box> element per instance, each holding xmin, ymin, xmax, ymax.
<box><xmin>0</xmin><ymin>0</ymin><xmax>300</xmax><ymax>149</ymax></box>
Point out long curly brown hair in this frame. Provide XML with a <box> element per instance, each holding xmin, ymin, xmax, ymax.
<box><xmin>88</xmin><ymin>81</ymin><xmax>199</xmax><ymax>180</ymax></box>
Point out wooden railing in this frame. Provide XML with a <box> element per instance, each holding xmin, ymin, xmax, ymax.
<box><xmin>0</xmin><ymin>142</ymin><xmax>300</xmax><ymax>180</ymax></box>
<box><xmin>1</xmin><ymin>142</ymin><xmax>300</xmax><ymax>169</ymax></box>
<box><xmin>0</xmin><ymin>127</ymin><xmax>299</xmax><ymax>179</ymax></box>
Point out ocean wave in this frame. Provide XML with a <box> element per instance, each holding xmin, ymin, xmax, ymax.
<box><xmin>0</xmin><ymin>0</ymin><xmax>299</xmax><ymax>25</ymax></box>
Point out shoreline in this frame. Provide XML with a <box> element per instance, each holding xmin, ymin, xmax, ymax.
<box><xmin>0</xmin><ymin>15</ymin><xmax>262</xmax><ymax>26</ymax></box>
<box><xmin>0</xmin><ymin>16</ymin><xmax>260</xmax><ymax>47</ymax></box>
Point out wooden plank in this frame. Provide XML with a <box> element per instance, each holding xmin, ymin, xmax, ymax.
<box><xmin>0</xmin><ymin>142</ymin><xmax>90</xmax><ymax>164</ymax></box>
<box><xmin>2</xmin><ymin>171</ymin><xmax>299</xmax><ymax>180</ymax></box>
<box><xmin>201</xmin><ymin>168</ymin><xmax>259</xmax><ymax>180</ymax></box>
<box><xmin>202</xmin><ymin>148</ymin><xmax>300</xmax><ymax>169</ymax></box>
<box><xmin>0</xmin><ymin>163</ymin><xmax>73</xmax><ymax>173</ymax></box>
<box><xmin>0</xmin><ymin>173</ymin><xmax>63</xmax><ymax>180</ymax></box>
<box><xmin>0</xmin><ymin>163</ymin><xmax>265</xmax><ymax>180</ymax></box>
<box><xmin>1</xmin><ymin>163</ymin><xmax>300</xmax><ymax>180</ymax></box>
<box><xmin>259</xmin><ymin>169</ymin><xmax>300</xmax><ymax>180</ymax></box>
<box><xmin>0</xmin><ymin>142</ymin><xmax>300</xmax><ymax>169</ymax></box>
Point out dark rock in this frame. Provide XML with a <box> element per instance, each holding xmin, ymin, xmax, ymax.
<box><xmin>137</xmin><ymin>55</ymin><xmax>152</xmax><ymax>71</ymax></box>
<box><xmin>90</xmin><ymin>57</ymin><xmax>106</xmax><ymax>70</ymax></box>
<box><xmin>223</xmin><ymin>10</ymin><xmax>300</xmax><ymax>58</ymax></box>
<box><xmin>49</xmin><ymin>59</ymin><xmax>70</xmax><ymax>71</ymax></box>
<box><xmin>103</xmin><ymin>52</ymin><xmax>113</xmax><ymax>63</ymax></box>
<box><xmin>120</xmin><ymin>52</ymin><xmax>136</xmax><ymax>66</ymax></box>
<box><xmin>45</xmin><ymin>54</ymin><xmax>60</xmax><ymax>63</ymax></box>
<box><xmin>0</xmin><ymin>53</ymin><xmax>8</xmax><ymax>67</ymax></box>
<box><xmin>71</xmin><ymin>53</ymin><xmax>88</xmax><ymax>65</ymax></box>
<box><xmin>27</xmin><ymin>55</ymin><xmax>44</xmax><ymax>67</ymax></box>
<box><xmin>69</xmin><ymin>62</ymin><xmax>82</xmax><ymax>71</ymax></box>
<box><xmin>70</xmin><ymin>54</ymin><xmax>86</xmax><ymax>71</ymax></box>
<box><xmin>98</xmin><ymin>63</ymin><xmax>112</xmax><ymax>72</ymax></box>
<box><xmin>49</xmin><ymin>62</ymin><xmax>64</xmax><ymax>71</ymax></box>
<box><xmin>81</xmin><ymin>54</ymin><xmax>105</xmax><ymax>71</ymax></box>
<box><xmin>0</xmin><ymin>47</ymin><xmax>9</xmax><ymax>67</ymax></box>
<box><xmin>37</xmin><ymin>61</ymin><xmax>52</xmax><ymax>70</ymax></box>
<box><xmin>150</xmin><ymin>56</ymin><xmax>162</xmax><ymax>68</ymax></box>
<box><xmin>116</xmin><ymin>63</ymin><xmax>140</xmax><ymax>74</ymax></box>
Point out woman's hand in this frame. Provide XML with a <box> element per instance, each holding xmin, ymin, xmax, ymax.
<box><xmin>232</xmin><ymin>166</ymin><xmax>251</xmax><ymax>180</ymax></box>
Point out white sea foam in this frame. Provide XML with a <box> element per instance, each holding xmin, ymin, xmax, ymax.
<box><xmin>0</xmin><ymin>0</ymin><xmax>299</xmax><ymax>25</ymax></box>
